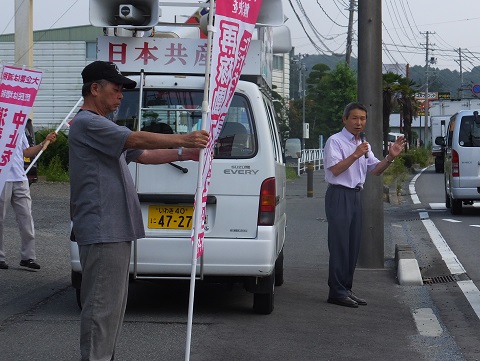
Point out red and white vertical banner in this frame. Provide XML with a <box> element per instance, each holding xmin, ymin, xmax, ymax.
<box><xmin>191</xmin><ymin>0</ymin><xmax>263</xmax><ymax>257</ymax></box>
<box><xmin>0</xmin><ymin>65</ymin><xmax>43</xmax><ymax>192</ymax></box>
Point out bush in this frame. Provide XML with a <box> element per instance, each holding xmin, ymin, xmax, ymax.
<box><xmin>34</xmin><ymin>129</ymin><xmax>69</xmax><ymax>171</ymax></box>
<box><xmin>38</xmin><ymin>155</ymin><xmax>69</xmax><ymax>182</ymax></box>
<box><xmin>383</xmin><ymin>155</ymin><xmax>405</xmax><ymax>186</ymax></box>
<box><xmin>397</xmin><ymin>147</ymin><xmax>430</xmax><ymax>168</ymax></box>
<box><xmin>286</xmin><ymin>166</ymin><xmax>299</xmax><ymax>180</ymax></box>
<box><xmin>383</xmin><ymin>147</ymin><xmax>433</xmax><ymax>188</ymax></box>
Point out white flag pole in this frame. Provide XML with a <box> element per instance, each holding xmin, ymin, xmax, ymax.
<box><xmin>185</xmin><ymin>1</ymin><xmax>216</xmax><ymax>360</ymax></box>
<box><xmin>24</xmin><ymin>96</ymin><xmax>83</xmax><ymax>174</ymax></box>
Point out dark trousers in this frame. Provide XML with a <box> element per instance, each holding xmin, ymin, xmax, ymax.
<box><xmin>325</xmin><ymin>186</ymin><xmax>362</xmax><ymax>299</ymax></box>
<box><xmin>79</xmin><ymin>242</ymin><xmax>132</xmax><ymax>361</ymax></box>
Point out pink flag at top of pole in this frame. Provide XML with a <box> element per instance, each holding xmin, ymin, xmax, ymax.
<box><xmin>0</xmin><ymin>65</ymin><xmax>43</xmax><ymax>194</ymax></box>
<box><xmin>191</xmin><ymin>0</ymin><xmax>264</xmax><ymax>258</ymax></box>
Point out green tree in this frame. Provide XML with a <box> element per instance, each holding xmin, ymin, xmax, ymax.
<box><xmin>396</xmin><ymin>77</ymin><xmax>419</xmax><ymax>148</ymax></box>
<box><xmin>382</xmin><ymin>73</ymin><xmax>420</xmax><ymax>153</ymax></box>
<box><xmin>271</xmin><ymin>87</ymin><xmax>290</xmax><ymax>144</ymax></box>
<box><xmin>313</xmin><ymin>62</ymin><xmax>357</xmax><ymax>143</ymax></box>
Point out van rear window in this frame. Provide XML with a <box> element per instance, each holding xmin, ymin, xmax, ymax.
<box><xmin>113</xmin><ymin>89</ymin><xmax>256</xmax><ymax>158</ymax></box>
<box><xmin>458</xmin><ymin>116</ymin><xmax>480</xmax><ymax>147</ymax></box>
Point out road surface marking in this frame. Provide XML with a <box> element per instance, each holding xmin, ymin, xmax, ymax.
<box><xmin>430</xmin><ymin>203</ymin><xmax>446</xmax><ymax>209</ymax></box>
<box><xmin>412</xmin><ymin>169</ymin><xmax>480</xmax><ymax>321</ymax></box>
<box><xmin>413</xmin><ymin>308</ymin><xmax>443</xmax><ymax>337</ymax></box>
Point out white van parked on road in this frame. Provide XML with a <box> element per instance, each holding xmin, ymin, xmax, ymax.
<box><xmin>70</xmin><ymin>23</ymin><xmax>289</xmax><ymax>314</ymax></box>
<box><xmin>442</xmin><ymin>110</ymin><xmax>480</xmax><ymax>214</ymax></box>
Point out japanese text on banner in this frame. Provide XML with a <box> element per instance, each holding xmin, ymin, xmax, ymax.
<box><xmin>0</xmin><ymin>65</ymin><xmax>43</xmax><ymax>193</ymax></box>
<box><xmin>191</xmin><ymin>0</ymin><xmax>263</xmax><ymax>257</ymax></box>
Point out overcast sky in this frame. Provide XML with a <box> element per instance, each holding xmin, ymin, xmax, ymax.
<box><xmin>1</xmin><ymin>0</ymin><xmax>479</xmax><ymax>72</ymax></box>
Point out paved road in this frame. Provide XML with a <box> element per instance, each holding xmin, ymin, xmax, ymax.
<box><xmin>0</xmin><ymin>173</ymin><xmax>477</xmax><ymax>360</ymax></box>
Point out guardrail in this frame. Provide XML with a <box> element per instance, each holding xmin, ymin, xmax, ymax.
<box><xmin>296</xmin><ymin>148</ymin><xmax>324</xmax><ymax>175</ymax></box>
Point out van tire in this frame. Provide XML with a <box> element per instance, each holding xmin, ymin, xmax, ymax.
<box><xmin>450</xmin><ymin>195</ymin><xmax>462</xmax><ymax>215</ymax></box>
<box><xmin>274</xmin><ymin>248</ymin><xmax>284</xmax><ymax>287</ymax></box>
<box><xmin>253</xmin><ymin>271</ymin><xmax>275</xmax><ymax>315</ymax></box>
<box><xmin>434</xmin><ymin>157</ymin><xmax>444</xmax><ymax>173</ymax></box>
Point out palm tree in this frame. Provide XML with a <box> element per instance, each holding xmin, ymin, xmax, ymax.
<box><xmin>382</xmin><ymin>73</ymin><xmax>403</xmax><ymax>155</ymax></box>
<box><xmin>397</xmin><ymin>77</ymin><xmax>419</xmax><ymax>148</ymax></box>
<box><xmin>382</xmin><ymin>73</ymin><xmax>419</xmax><ymax>153</ymax></box>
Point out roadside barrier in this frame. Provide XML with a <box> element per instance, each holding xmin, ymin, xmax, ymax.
<box><xmin>297</xmin><ymin>149</ymin><xmax>324</xmax><ymax>175</ymax></box>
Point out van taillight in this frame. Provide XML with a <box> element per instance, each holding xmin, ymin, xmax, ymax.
<box><xmin>452</xmin><ymin>149</ymin><xmax>459</xmax><ymax>177</ymax></box>
<box><xmin>258</xmin><ymin>177</ymin><xmax>276</xmax><ymax>226</ymax></box>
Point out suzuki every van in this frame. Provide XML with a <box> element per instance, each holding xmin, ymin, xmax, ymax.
<box><xmin>442</xmin><ymin>110</ymin><xmax>480</xmax><ymax>214</ymax></box>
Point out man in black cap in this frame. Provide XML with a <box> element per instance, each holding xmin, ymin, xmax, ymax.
<box><xmin>70</xmin><ymin>61</ymin><xmax>209</xmax><ymax>361</ymax></box>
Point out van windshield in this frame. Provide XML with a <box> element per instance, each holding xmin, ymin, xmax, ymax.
<box><xmin>458</xmin><ymin>116</ymin><xmax>480</xmax><ymax>147</ymax></box>
<box><xmin>112</xmin><ymin>89</ymin><xmax>257</xmax><ymax>158</ymax></box>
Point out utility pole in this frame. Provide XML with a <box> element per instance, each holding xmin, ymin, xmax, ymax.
<box><xmin>14</xmin><ymin>0</ymin><xmax>33</xmax><ymax>67</ymax></box>
<box><xmin>421</xmin><ymin>31</ymin><xmax>434</xmax><ymax>147</ymax></box>
<box><xmin>345</xmin><ymin>0</ymin><xmax>356</xmax><ymax>66</ymax></box>
<box><xmin>302</xmin><ymin>64</ymin><xmax>306</xmax><ymax>149</ymax></box>
<box><xmin>357</xmin><ymin>0</ymin><xmax>383</xmax><ymax>268</ymax></box>
<box><xmin>457</xmin><ymin>48</ymin><xmax>463</xmax><ymax>98</ymax></box>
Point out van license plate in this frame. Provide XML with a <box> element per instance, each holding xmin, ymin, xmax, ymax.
<box><xmin>148</xmin><ymin>205</ymin><xmax>194</xmax><ymax>229</ymax></box>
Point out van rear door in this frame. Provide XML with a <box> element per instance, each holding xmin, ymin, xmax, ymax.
<box><xmin>456</xmin><ymin>114</ymin><xmax>480</xmax><ymax>187</ymax></box>
<box><xmin>114</xmin><ymin>86</ymin><xmax>260</xmax><ymax>240</ymax></box>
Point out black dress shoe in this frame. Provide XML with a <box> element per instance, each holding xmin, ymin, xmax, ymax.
<box><xmin>327</xmin><ymin>297</ymin><xmax>358</xmax><ymax>308</ymax></box>
<box><xmin>349</xmin><ymin>293</ymin><xmax>367</xmax><ymax>306</ymax></box>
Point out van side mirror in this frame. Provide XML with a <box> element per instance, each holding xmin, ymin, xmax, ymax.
<box><xmin>435</xmin><ymin>136</ymin><xmax>445</xmax><ymax>146</ymax></box>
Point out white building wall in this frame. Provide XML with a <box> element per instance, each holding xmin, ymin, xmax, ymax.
<box><xmin>0</xmin><ymin>41</ymin><xmax>87</xmax><ymax>130</ymax></box>
<box><xmin>272</xmin><ymin>54</ymin><xmax>290</xmax><ymax>100</ymax></box>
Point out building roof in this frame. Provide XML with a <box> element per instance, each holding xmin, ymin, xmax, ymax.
<box><xmin>0</xmin><ymin>25</ymin><xmax>103</xmax><ymax>42</ymax></box>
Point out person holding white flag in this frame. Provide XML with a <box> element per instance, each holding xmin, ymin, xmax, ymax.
<box><xmin>0</xmin><ymin>128</ymin><xmax>57</xmax><ymax>270</ymax></box>
<box><xmin>69</xmin><ymin>61</ymin><xmax>208</xmax><ymax>361</ymax></box>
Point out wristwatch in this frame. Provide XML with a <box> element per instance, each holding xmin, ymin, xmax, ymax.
<box><xmin>177</xmin><ymin>147</ymin><xmax>184</xmax><ymax>161</ymax></box>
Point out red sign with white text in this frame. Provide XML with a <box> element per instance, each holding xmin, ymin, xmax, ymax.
<box><xmin>192</xmin><ymin>0</ymin><xmax>263</xmax><ymax>257</ymax></box>
<box><xmin>0</xmin><ymin>66</ymin><xmax>43</xmax><ymax>192</ymax></box>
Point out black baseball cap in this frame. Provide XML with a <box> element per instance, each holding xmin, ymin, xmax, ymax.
<box><xmin>81</xmin><ymin>61</ymin><xmax>137</xmax><ymax>89</ymax></box>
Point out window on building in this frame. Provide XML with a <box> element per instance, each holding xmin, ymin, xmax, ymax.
<box><xmin>273</xmin><ymin>55</ymin><xmax>284</xmax><ymax>71</ymax></box>
<box><xmin>86</xmin><ymin>42</ymin><xmax>96</xmax><ymax>60</ymax></box>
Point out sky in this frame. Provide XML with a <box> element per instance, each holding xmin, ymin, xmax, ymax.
<box><xmin>1</xmin><ymin>0</ymin><xmax>479</xmax><ymax>72</ymax></box>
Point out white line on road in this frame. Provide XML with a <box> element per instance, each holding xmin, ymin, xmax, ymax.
<box><xmin>412</xmin><ymin>169</ymin><xmax>480</xmax><ymax>321</ymax></box>
<box><xmin>430</xmin><ymin>202</ymin><xmax>446</xmax><ymax>209</ymax></box>
<box><xmin>413</xmin><ymin>308</ymin><xmax>443</xmax><ymax>337</ymax></box>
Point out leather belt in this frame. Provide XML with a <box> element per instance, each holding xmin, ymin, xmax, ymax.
<box><xmin>329</xmin><ymin>184</ymin><xmax>362</xmax><ymax>192</ymax></box>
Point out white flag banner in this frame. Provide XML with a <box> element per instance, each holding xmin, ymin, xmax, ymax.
<box><xmin>191</xmin><ymin>0</ymin><xmax>263</xmax><ymax>257</ymax></box>
<box><xmin>0</xmin><ymin>65</ymin><xmax>43</xmax><ymax>193</ymax></box>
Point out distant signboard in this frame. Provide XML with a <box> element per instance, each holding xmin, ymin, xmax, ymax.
<box><xmin>415</xmin><ymin>92</ymin><xmax>438</xmax><ymax>100</ymax></box>
<box><xmin>438</xmin><ymin>92</ymin><xmax>451</xmax><ymax>100</ymax></box>
<box><xmin>472</xmin><ymin>84</ymin><xmax>480</xmax><ymax>94</ymax></box>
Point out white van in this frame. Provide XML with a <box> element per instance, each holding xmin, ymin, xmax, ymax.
<box><xmin>70</xmin><ymin>30</ymin><xmax>288</xmax><ymax>314</ymax></box>
<box><xmin>442</xmin><ymin>110</ymin><xmax>480</xmax><ymax>214</ymax></box>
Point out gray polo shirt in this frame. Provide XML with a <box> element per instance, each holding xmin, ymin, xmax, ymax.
<box><xmin>69</xmin><ymin>109</ymin><xmax>145</xmax><ymax>245</ymax></box>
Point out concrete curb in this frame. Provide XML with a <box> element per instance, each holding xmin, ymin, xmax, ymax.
<box><xmin>395</xmin><ymin>244</ymin><xmax>423</xmax><ymax>286</ymax></box>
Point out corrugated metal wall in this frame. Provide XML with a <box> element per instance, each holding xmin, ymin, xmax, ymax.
<box><xmin>0</xmin><ymin>41</ymin><xmax>87</xmax><ymax>130</ymax></box>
